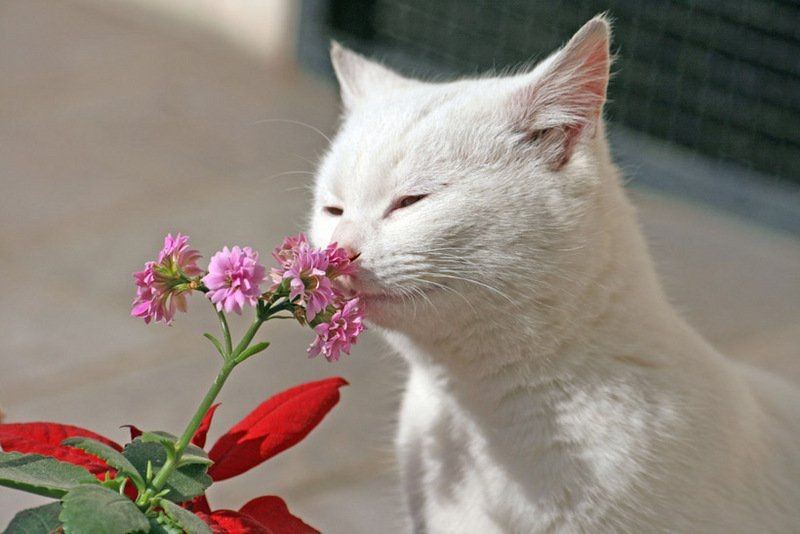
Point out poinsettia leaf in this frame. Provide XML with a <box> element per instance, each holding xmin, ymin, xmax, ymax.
<box><xmin>121</xmin><ymin>425</ymin><xmax>143</xmax><ymax>441</ymax></box>
<box><xmin>196</xmin><ymin>510</ymin><xmax>268</xmax><ymax>534</ymax></box>
<box><xmin>239</xmin><ymin>496</ymin><xmax>320</xmax><ymax>534</ymax></box>
<box><xmin>0</xmin><ymin>451</ymin><xmax>97</xmax><ymax>499</ymax></box>
<box><xmin>193</xmin><ymin>513</ymin><xmax>224</xmax><ymax>534</ymax></box>
<box><xmin>2</xmin><ymin>501</ymin><xmax>62</xmax><ymax>533</ymax></box>
<box><xmin>59</xmin><ymin>485</ymin><xmax>149</xmax><ymax>533</ymax></box>
<box><xmin>0</xmin><ymin>422</ymin><xmax>121</xmax><ymax>476</ymax></box>
<box><xmin>61</xmin><ymin>437</ymin><xmax>144</xmax><ymax>491</ymax></box>
<box><xmin>181</xmin><ymin>494</ymin><xmax>211</xmax><ymax>514</ymax></box>
<box><xmin>159</xmin><ymin>499</ymin><xmax>213</xmax><ymax>534</ymax></box>
<box><xmin>191</xmin><ymin>404</ymin><xmax>220</xmax><ymax>449</ymax></box>
<box><xmin>208</xmin><ymin>377</ymin><xmax>348</xmax><ymax>481</ymax></box>
<box><xmin>122</xmin><ymin>439</ymin><xmax>211</xmax><ymax>502</ymax></box>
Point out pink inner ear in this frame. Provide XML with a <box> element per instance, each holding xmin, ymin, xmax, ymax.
<box><xmin>514</xmin><ymin>21</ymin><xmax>610</xmax><ymax>169</ymax></box>
<box><xmin>565</xmin><ymin>35</ymin><xmax>610</xmax><ymax>127</ymax></box>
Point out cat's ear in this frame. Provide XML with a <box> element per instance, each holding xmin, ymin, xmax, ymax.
<box><xmin>330</xmin><ymin>42</ymin><xmax>412</xmax><ymax>111</ymax></box>
<box><xmin>510</xmin><ymin>15</ymin><xmax>611</xmax><ymax>169</ymax></box>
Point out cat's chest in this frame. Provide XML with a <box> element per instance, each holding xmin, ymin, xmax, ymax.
<box><xmin>397</xmin><ymin>375</ymin><xmax>532</xmax><ymax>532</ymax></box>
<box><xmin>396</xmin><ymin>362</ymin><xmax>662</xmax><ymax>531</ymax></box>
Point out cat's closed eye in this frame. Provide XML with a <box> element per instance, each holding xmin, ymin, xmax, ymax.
<box><xmin>324</xmin><ymin>206</ymin><xmax>344</xmax><ymax>216</ymax></box>
<box><xmin>391</xmin><ymin>194</ymin><xmax>428</xmax><ymax>213</ymax></box>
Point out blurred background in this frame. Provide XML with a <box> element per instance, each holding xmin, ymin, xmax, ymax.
<box><xmin>1</xmin><ymin>1</ymin><xmax>798</xmax><ymax>532</ymax></box>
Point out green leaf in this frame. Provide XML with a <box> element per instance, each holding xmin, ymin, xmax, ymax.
<box><xmin>0</xmin><ymin>451</ymin><xmax>97</xmax><ymax>499</ymax></box>
<box><xmin>2</xmin><ymin>502</ymin><xmax>62</xmax><ymax>533</ymax></box>
<box><xmin>234</xmin><ymin>341</ymin><xmax>270</xmax><ymax>364</ymax></box>
<box><xmin>147</xmin><ymin>517</ymin><xmax>182</xmax><ymax>534</ymax></box>
<box><xmin>159</xmin><ymin>500</ymin><xmax>212</xmax><ymax>534</ymax></box>
<box><xmin>203</xmin><ymin>333</ymin><xmax>225</xmax><ymax>358</ymax></box>
<box><xmin>59</xmin><ymin>485</ymin><xmax>149</xmax><ymax>534</ymax></box>
<box><xmin>140</xmin><ymin>431</ymin><xmax>177</xmax><ymax>449</ymax></box>
<box><xmin>122</xmin><ymin>439</ymin><xmax>211</xmax><ymax>502</ymax></box>
<box><xmin>139</xmin><ymin>431</ymin><xmax>177</xmax><ymax>465</ymax></box>
<box><xmin>176</xmin><ymin>443</ymin><xmax>212</xmax><ymax>468</ymax></box>
<box><xmin>138</xmin><ymin>431</ymin><xmax>211</xmax><ymax>467</ymax></box>
<box><xmin>61</xmin><ymin>437</ymin><xmax>144</xmax><ymax>491</ymax></box>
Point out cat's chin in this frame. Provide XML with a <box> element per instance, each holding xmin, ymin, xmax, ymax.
<box><xmin>359</xmin><ymin>291</ymin><xmax>406</xmax><ymax>320</ymax></box>
<box><xmin>358</xmin><ymin>288</ymin><xmax>437</xmax><ymax>329</ymax></box>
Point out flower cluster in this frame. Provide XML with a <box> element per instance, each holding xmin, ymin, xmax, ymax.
<box><xmin>131</xmin><ymin>233</ymin><xmax>201</xmax><ymax>324</ymax></box>
<box><xmin>131</xmin><ymin>233</ymin><xmax>366</xmax><ymax>361</ymax></box>
<box><xmin>307</xmin><ymin>298</ymin><xmax>365</xmax><ymax>362</ymax></box>
<box><xmin>270</xmin><ymin>233</ymin><xmax>365</xmax><ymax>361</ymax></box>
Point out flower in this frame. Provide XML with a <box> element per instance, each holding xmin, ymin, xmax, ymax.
<box><xmin>158</xmin><ymin>233</ymin><xmax>203</xmax><ymax>277</ymax></box>
<box><xmin>283</xmin><ymin>247</ymin><xmax>336</xmax><ymax>321</ymax></box>
<box><xmin>270</xmin><ymin>234</ymin><xmax>357</xmax><ymax>321</ymax></box>
<box><xmin>131</xmin><ymin>233</ymin><xmax>201</xmax><ymax>324</ymax></box>
<box><xmin>324</xmin><ymin>242</ymin><xmax>358</xmax><ymax>278</ymax></box>
<box><xmin>271</xmin><ymin>233</ymin><xmax>309</xmax><ymax>268</ymax></box>
<box><xmin>307</xmin><ymin>298</ymin><xmax>365</xmax><ymax>362</ymax></box>
<box><xmin>203</xmin><ymin>246</ymin><xmax>267</xmax><ymax>314</ymax></box>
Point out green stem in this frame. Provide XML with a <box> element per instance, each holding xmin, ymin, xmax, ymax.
<box><xmin>230</xmin><ymin>317</ymin><xmax>264</xmax><ymax>358</ymax></box>
<box><xmin>135</xmin><ymin>356</ymin><xmax>237</xmax><ymax>507</ymax></box>
<box><xmin>136</xmin><ymin>312</ymin><xmax>269</xmax><ymax>508</ymax></box>
<box><xmin>217</xmin><ymin>309</ymin><xmax>232</xmax><ymax>355</ymax></box>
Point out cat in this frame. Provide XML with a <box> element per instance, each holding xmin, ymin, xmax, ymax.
<box><xmin>309</xmin><ymin>15</ymin><xmax>800</xmax><ymax>533</ymax></box>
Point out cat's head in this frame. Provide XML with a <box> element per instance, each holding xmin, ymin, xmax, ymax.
<box><xmin>310</xmin><ymin>16</ymin><xmax>615</xmax><ymax>332</ymax></box>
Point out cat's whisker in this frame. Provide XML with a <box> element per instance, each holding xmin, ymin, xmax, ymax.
<box><xmin>249</xmin><ymin>118</ymin><xmax>333</xmax><ymax>144</ymax></box>
<box><xmin>263</xmin><ymin>170</ymin><xmax>316</xmax><ymax>181</ymax></box>
<box><xmin>425</xmin><ymin>272</ymin><xmax>515</xmax><ymax>304</ymax></box>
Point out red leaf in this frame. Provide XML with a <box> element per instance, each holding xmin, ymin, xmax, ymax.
<box><xmin>121</xmin><ymin>424</ymin><xmax>143</xmax><ymax>441</ymax></box>
<box><xmin>208</xmin><ymin>377</ymin><xmax>348</xmax><ymax>481</ymax></box>
<box><xmin>0</xmin><ymin>422</ymin><xmax>121</xmax><ymax>475</ymax></box>
<box><xmin>239</xmin><ymin>496</ymin><xmax>319</xmax><ymax>534</ymax></box>
<box><xmin>195</xmin><ymin>512</ymin><xmax>226</xmax><ymax>534</ymax></box>
<box><xmin>122</xmin><ymin>476</ymin><xmax>140</xmax><ymax>501</ymax></box>
<box><xmin>192</xmin><ymin>403</ymin><xmax>220</xmax><ymax>448</ymax></box>
<box><xmin>182</xmin><ymin>494</ymin><xmax>212</xmax><ymax>515</ymax></box>
<box><xmin>197</xmin><ymin>510</ymin><xmax>269</xmax><ymax>533</ymax></box>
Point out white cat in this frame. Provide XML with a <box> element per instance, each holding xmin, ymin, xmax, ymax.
<box><xmin>309</xmin><ymin>16</ymin><xmax>800</xmax><ymax>533</ymax></box>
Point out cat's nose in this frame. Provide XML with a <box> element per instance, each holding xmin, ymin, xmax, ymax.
<box><xmin>341</xmin><ymin>245</ymin><xmax>361</xmax><ymax>262</ymax></box>
<box><xmin>331</xmin><ymin>220</ymin><xmax>364</xmax><ymax>263</ymax></box>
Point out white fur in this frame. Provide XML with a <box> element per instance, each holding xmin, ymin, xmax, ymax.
<box><xmin>311</xmin><ymin>16</ymin><xmax>800</xmax><ymax>533</ymax></box>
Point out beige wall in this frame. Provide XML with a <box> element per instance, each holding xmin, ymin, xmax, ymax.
<box><xmin>93</xmin><ymin>0</ymin><xmax>299</xmax><ymax>60</ymax></box>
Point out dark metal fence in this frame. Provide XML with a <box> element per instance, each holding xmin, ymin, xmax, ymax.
<box><xmin>298</xmin><ymin>0</ymin><xmax>800</xmax><ymax>233</ymax></box>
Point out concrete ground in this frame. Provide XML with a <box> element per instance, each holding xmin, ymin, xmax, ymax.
<box><xmin>1</xmin><ymin>1</ymin><xmax>798</xmax><ymax>532</ymax></box>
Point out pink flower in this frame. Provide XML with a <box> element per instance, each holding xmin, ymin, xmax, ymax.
<box><xmin>271</xmin><ymin>233</ymin><xmax>309</xmax><ymax>269</ymax></box>
<box><xmin>270</xmin><ymin>234</ymin><xmax>357</xmax><ymax>321</ymax></box>
<box><xmin>203</xmin><ymin>246</ymin><xmax>267</xmax><ymax>314</ymax></box>
<box><xmin>131</xmin><ymin>233</ymin><xmax>201</xmax><ymax>324</ymax></box>
<box><xmin>283</xmin><ymin>247</ymin><xmax>336</xmax><ymax>321</ymax></box>
<box><xmin>324</xmin><ymin>243</ymin><xmax>358</xmax><ymax>278</ymax></box>
<box><xmin>158</xmin><ymin>233</ymin><xmax>203</xmax><ymax>277</ymax></box>
<box><xmin>307</xmin><ymin>298</ymin><xmax>365</xmax><ymax>362</ymax></box>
